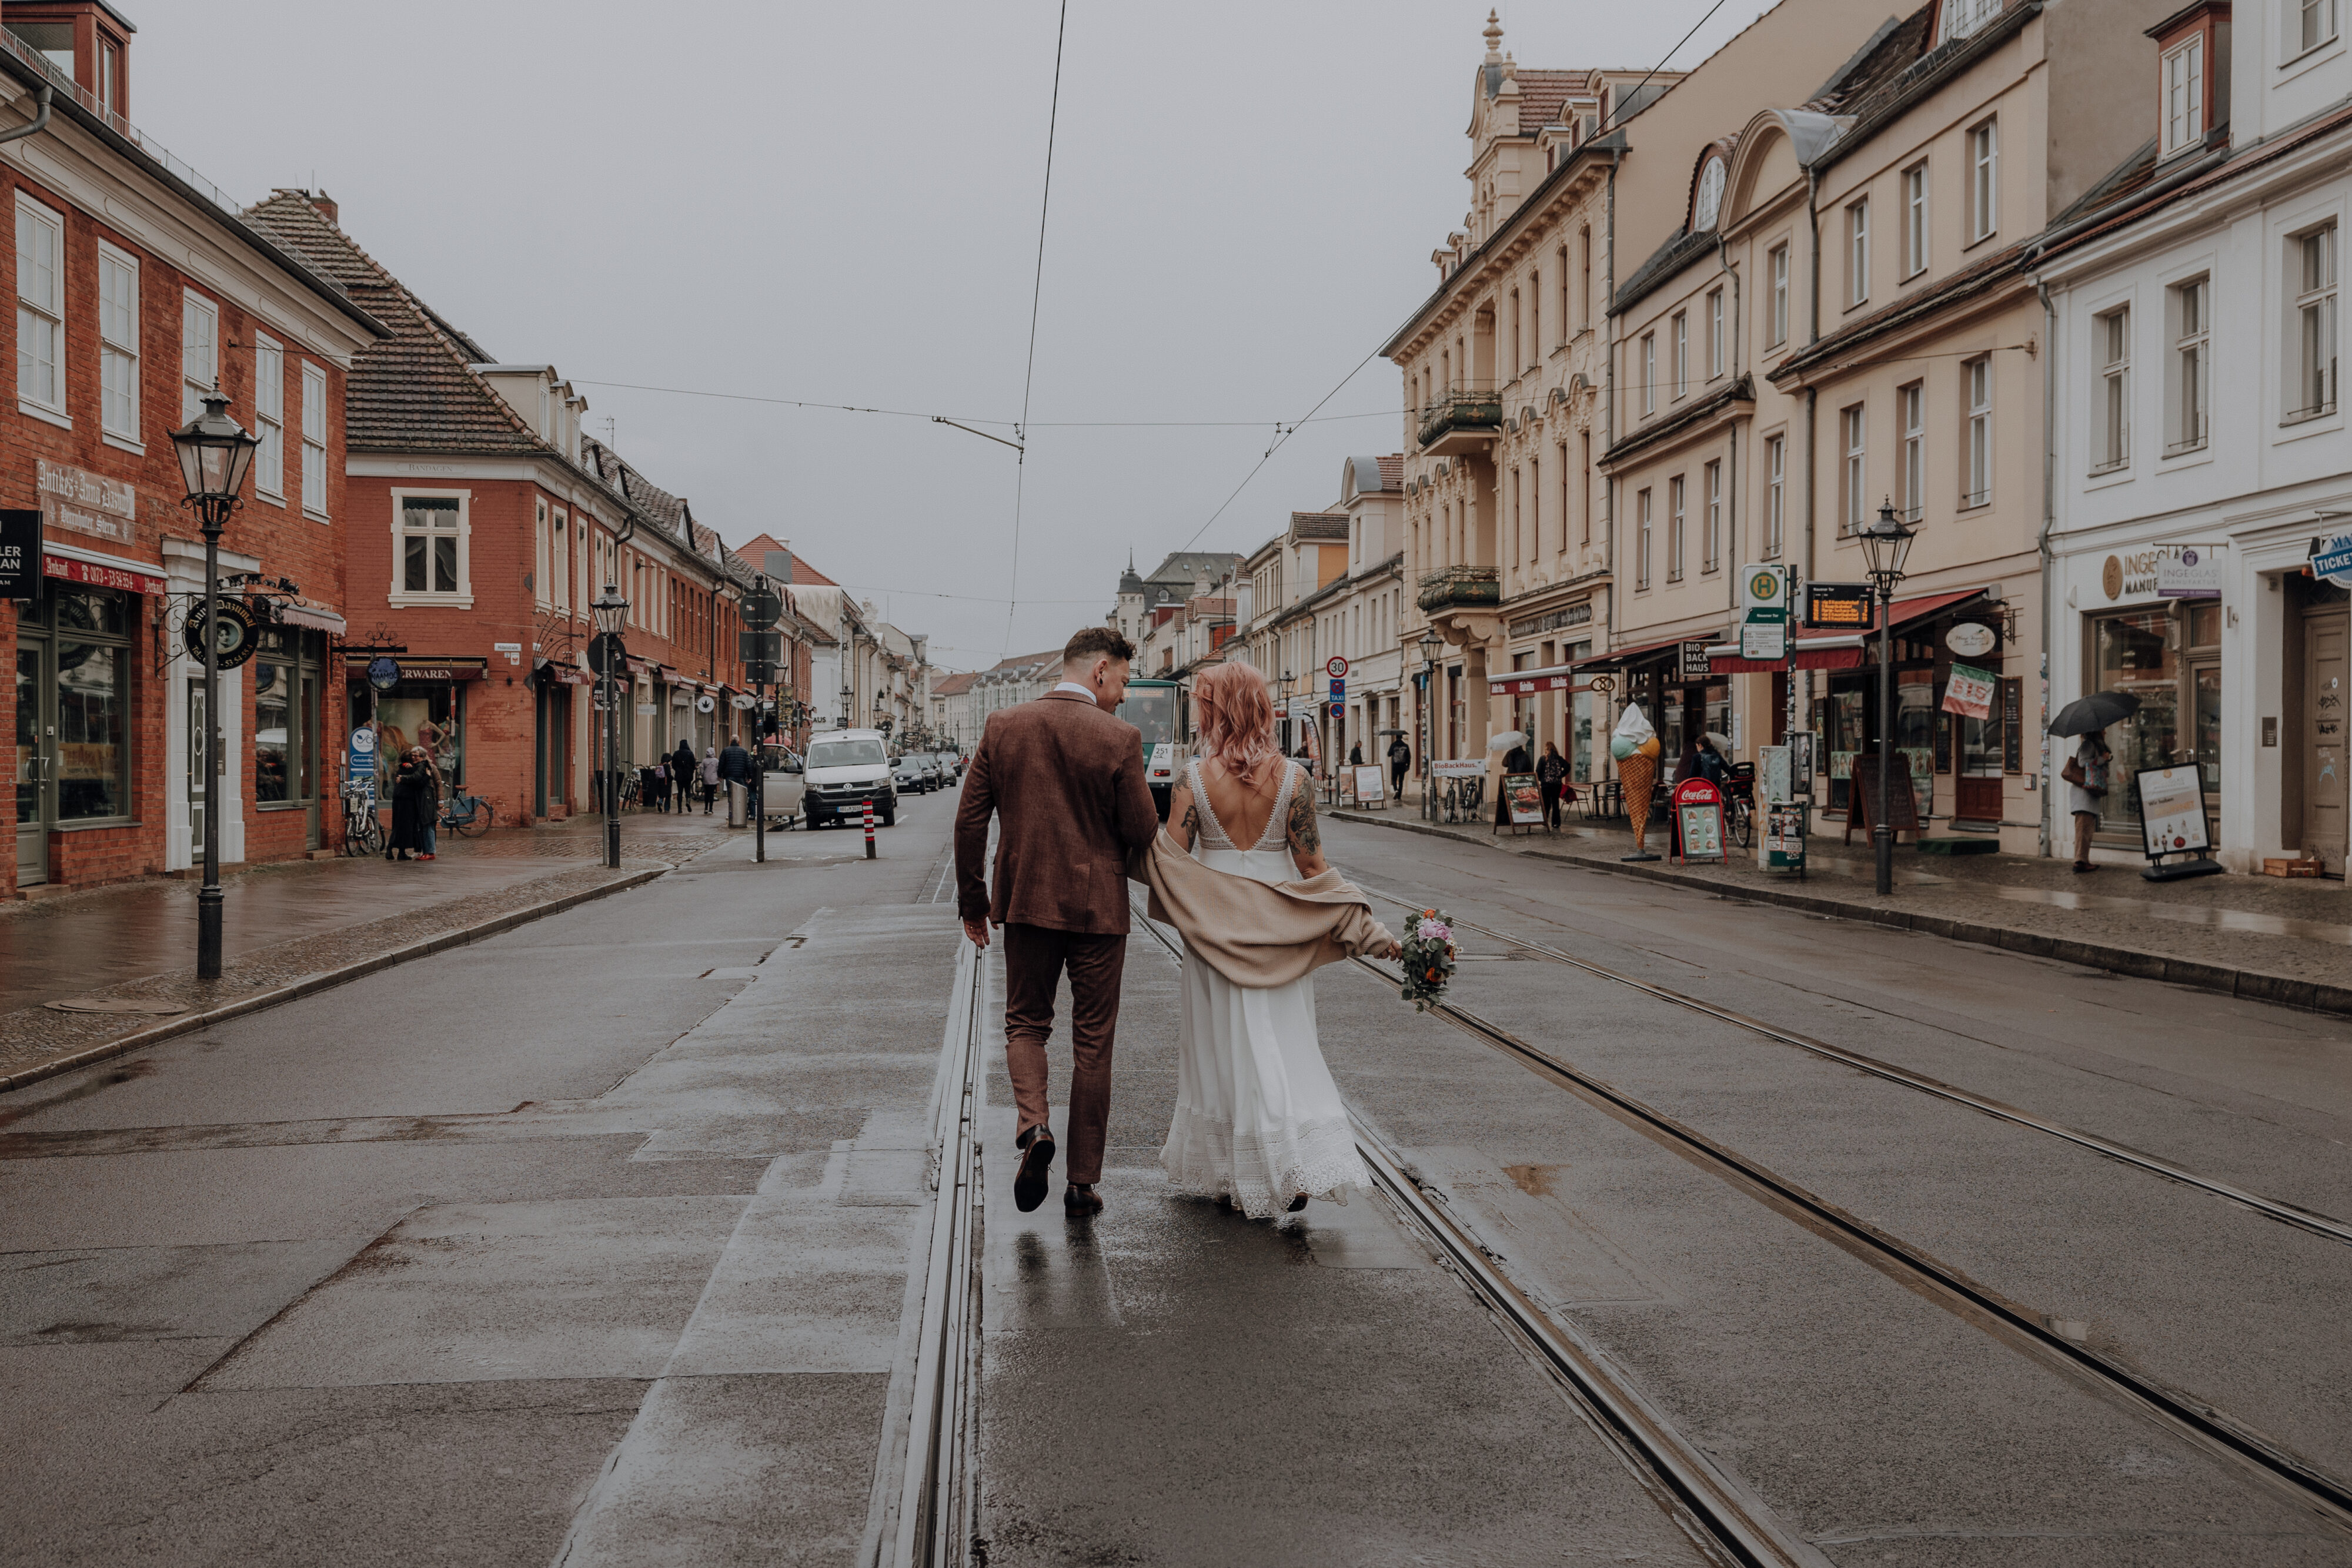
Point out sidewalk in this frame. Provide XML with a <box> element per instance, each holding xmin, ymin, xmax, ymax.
<box><xmin>1331</xmin><ymin>800</ymin><xmax>2352</xmax><ymax>1017</ymax></box>
<box><xmin>0</xmin><ymin>808</ymin><xmax>738</xmax><ymax>1092</ymax></box>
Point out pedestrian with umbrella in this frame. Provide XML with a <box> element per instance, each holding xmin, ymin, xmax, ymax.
<box><xmin>2050</xmin><ymin>691</ymin><xmax>2137</xmax><ymax>872</ymax></box>
<box><xmin>1491</xmin><ymin>729</ymin><xmax>1529</xmax><ymax>828</ymax></box>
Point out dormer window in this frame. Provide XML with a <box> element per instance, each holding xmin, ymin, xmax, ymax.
<box><xmin>2163</xmin><ymin>34</ymin><xmax>2204</xmax><ymax>154</ymax></box>
<box><xmin>1693</xmin><ymin>155</ymin><xmax>1726</xmax><ymax>232</ymax></box>
<box><xmin>1940</xmin><ymin>0</ymin><xmax>2001</xmax><ymax>42</ymax></box>
<box><xmin>5</xmin><ymin>6</ymin><xmax>132</xmax><ymax>118</ymax></box>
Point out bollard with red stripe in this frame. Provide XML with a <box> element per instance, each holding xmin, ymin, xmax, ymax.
<box><xmin>863</xmin><ymin>797</ymin><xmax>876</xmax><ymax>859</ymax></box>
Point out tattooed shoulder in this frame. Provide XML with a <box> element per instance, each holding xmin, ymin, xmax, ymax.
<box><xmin>1178</xmin><ymin>800</ymin><xmax>1200</xmax><ymax>844</ymax></box>
<box><xmin>1285</xmin><ymin>783</ymin><xmax>1321</xmax><ymax>854</ymax></box>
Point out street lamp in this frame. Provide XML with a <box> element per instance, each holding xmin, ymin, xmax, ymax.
<box><xmin>591</xmin><ymin>583</ymin><xmax>629</xmax><ymax>869</ymax></box>
<box><xmin>1857</xmin><ymin>499</ymin><xmax>1917</xmax><ymax>896</ymax></box>
<box><xmin>1418</xmin><ymin>631</ymin><xmax>1444</xmax><ymax>818</ymax></box>
<box><xmin>170</xmin><ymin>390</ymin><xmax>260</xmax><ymax>981</ymax></box>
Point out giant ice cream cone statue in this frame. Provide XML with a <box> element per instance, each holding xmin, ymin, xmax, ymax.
<box><xmin>1618</xmin><ymin>749</ymin><xmax>1659</xmax><ymax>853</ymax></box>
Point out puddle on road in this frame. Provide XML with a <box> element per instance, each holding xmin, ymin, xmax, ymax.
<box><xmin>1990</xmin><ymin>885</ymin><xmax>2352</xmax><ymax>945</ymax></box>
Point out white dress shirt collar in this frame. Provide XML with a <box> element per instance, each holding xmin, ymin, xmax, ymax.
<box><xmin>1051</xmin><ymin>681</ymin><xmax>1098</xmax><ymax>702</ymax></box>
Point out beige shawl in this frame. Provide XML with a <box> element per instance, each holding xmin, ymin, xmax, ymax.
<box><xmin>1127</xmin><ymin>830</ymin><xmax>1395</xmax><ymax>988</ymax></box>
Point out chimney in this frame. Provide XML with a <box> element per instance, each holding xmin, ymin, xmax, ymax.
<box><xmin>308</xmin><ymin>189</ymin><xmax>339</xmax><ymax>226</ymax></box>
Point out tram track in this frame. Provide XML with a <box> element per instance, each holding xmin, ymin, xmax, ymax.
<box><xmin>1315</xmin><ymin>935</ymin><xmax>2352</xmax><ymax>1539</ymax></box>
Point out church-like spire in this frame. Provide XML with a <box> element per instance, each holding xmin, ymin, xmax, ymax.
<box><xmin>1482</xmin><ymin>9</ymin><xmax>1504</xmax><ymax>65</ymax></box>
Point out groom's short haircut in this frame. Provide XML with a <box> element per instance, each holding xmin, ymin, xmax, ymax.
<box><xmin>1063</xmin><ymin>627</ymin><xmax>1134</xmax><ymax>668</ymax></box>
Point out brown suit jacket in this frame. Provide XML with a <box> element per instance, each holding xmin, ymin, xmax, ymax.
<box><xmin>955</xmin><ymin>690</ymin><xmax>1159</xmax><ymax>934</ymax></box>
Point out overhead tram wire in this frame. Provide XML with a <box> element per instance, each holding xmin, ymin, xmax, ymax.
<box><xmin>1003</xmin><ymin>0</ymin><xmax>1070</xmax><ymax>656</ymax></box>
<box><xmin>1172</xmin><ymin>344</ymin><xmax>1384</xmax><ymax>555</ymax></box>
<box><xmin>566</xmin><ymin>380</ymin><xmax>1394</xmax><ymax>429</ymax></box>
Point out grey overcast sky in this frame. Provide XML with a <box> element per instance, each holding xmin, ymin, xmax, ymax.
<box><xmin>136</xmin><ymin>0</ymin><xmax>1775</xmax><ymax>671</ymax></box>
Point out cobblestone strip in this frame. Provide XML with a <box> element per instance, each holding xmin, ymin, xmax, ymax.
<box><xmin>0</xmin><ymin>860</ymin><xmax>677</xmax><ymax>1096</ymax></box>
<box><xmin>1331</xmin><ymin>809</ymin><xmax>2352</xmax><ymax>1021</ymax></box>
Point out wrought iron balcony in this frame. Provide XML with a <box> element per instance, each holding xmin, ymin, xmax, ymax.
<box><xmin>1416</xmin><ymin>565</ymin><xmax>1500</xmax><ymax>614</ymax></box>
<box><xmin>1416</xmin><ymin>392</ymin><xmax>1502</xmax><ymax>453</ymax></box>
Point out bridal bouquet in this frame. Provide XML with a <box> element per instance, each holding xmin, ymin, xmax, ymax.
<box><xmin>1399</xmin><ymin>909</ymin><xmax>1457</xmax><ymax>1011</ymax></box>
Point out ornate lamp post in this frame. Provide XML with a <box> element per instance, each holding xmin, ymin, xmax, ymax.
<box><xmin>1856</xmin><ymin>499</ymin><xmax>1918</xmax><ymax>897</ymax></box>
<box><xmin>169</xmin><ymin>391</ymin><xmax>260</xmax><ymax>981</ymax></box>
<box><xmin>1418</xmin><ymin>631</ymin><xmax>1443</xmax><ymax>819</ymax></box>
<box><xmin>590</xmin><ymin>583</ymin><xmax>629</xmax><ymax>869</ymax></box>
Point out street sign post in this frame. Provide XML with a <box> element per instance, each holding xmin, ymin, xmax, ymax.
<box><xmin>587</xmin><ymin>633</ymin><xmax>627</xmax><ymax>677</ymax></box>
<box><xmin>1740</xmin><ymin>563</ymin><xmax>1791</xmax><ymax>661</ymax></box>
<box><xmin>742</xmin><ymin>589</ymin><xmax>783</xmax><ymax>628</ymax></box>
<box><xmin>1325</xmin><ymin>656</ymin><xmax>1349</xmax><ymax>679</ymax></box>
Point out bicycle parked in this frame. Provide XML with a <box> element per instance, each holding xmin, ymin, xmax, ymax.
<box><xmin>340</xmin><ymin>782</ymin><xmax>385</xmax><ymax>857</ymax></box>
<box><xmin>1722</xmin><ymin>761</ymin><xmax>1756</xmax><ymax>850</ymax></box>
<box><xmin>439</xmin><ymin>786</ymin><xmax>495</xmax><ymax>838</ymax></box>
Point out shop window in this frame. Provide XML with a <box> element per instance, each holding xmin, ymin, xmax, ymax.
<box><xmin>358</xmin><ymin>678</ymin><xmax>466</xmax><ymax>793</ymax></box>
<box><xmin>2088</xmin><ymin>606</ymin><xmax>2212</xmax><ymax>840</ymax></box>
<box><xmin>18</xmin><ymin>586</ymin><xmax>135</xmax><ymax>828</ymax></box>
<box><xmin>253</xmin><ymin>630</ymin><xmax>319</xmax><ymax>807</ymax></box>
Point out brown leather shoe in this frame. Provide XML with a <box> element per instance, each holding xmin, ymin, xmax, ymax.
<box><xmin>1063</xmin><ymin>1182</ymin><xmax>1103</xmax><ymax>1216</ymax></box>
<box><xmin>1013</xmin><ymin>1126</ymin><xmax>1055</xmax><ymax>1213</ymax></box>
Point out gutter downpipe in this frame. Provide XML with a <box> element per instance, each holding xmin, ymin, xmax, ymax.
<box><xmin>0</xmin><ymin>85</ymin><xmax>54</xmax><ymax>146</ymax></box>
<box><xmin>1719</xmin><ymin>233</ymin><xmax>1742</xmax><ymax>621</ymax></box>
<box><xmin>1802</xmin><ymin>168</ymin><xmax>1822</xmax><ymax>728</ymax></box>
<box><xmin>1604</xmin><ymin>149</ymin><xmax>1621</xmax><ymax>663</ymax></box>
<box><xmin>2034</xmin><ymin>275</ymin><xmax>2057</xmax><ymax>861</ymax></box>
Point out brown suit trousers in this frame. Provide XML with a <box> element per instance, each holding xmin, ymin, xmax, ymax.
<box><xmin>953</xmin><ymin>690</ymin><xmax>1160</xmax><ymax>1181</ymax></box>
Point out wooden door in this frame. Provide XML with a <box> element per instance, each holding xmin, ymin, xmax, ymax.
<box><xmin>2305</xmin><ymin>609</ymin><xmax>2346</xmax><ymax>870</ymax></box>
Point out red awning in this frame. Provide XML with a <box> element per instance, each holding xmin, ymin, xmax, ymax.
<box><xmin>1489</xmin><ymin>671</ymin><xmax>1575</xmax><ymax>696</ymax></box>
<box><xmin>1710</xmin><ymin>588</ymin><xmax>1990</xmax><ymax>674</ymax></box>
<box><xmin>1571</xmin><ymin>631</ymin><xmax>1701</xmax><ymax>674</ymax></box>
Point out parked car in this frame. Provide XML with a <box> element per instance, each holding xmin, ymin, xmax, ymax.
<box><xmin>910</xmin><ymin>751</ymin><xmax>948</xmax><ymax>791</ymax></box>
<box><xmin>893</xmin><ymin>753</ymin><xmax>930</xmax><ymax>794</ymax></box>
<box><xmin>803</xmin><ymin>730</ymin><xmax>898</xmax><ymax>827</ymax></box>
<box><xmin>759</xmin><ymin>744</ymin><xmax>806</xmax><ymax>827</ymax></box>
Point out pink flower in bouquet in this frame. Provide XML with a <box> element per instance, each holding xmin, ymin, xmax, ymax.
<box><xmin>1416</xmin><ymin>918</ymin><xmax>1452</xmax><ymax>944</ymax></box>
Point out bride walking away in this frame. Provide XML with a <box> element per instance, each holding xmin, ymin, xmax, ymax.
<box><xmin>1143</xmin><ymin>661</ymin><xmax>1398</xmax><ymax>1217</ymax></box>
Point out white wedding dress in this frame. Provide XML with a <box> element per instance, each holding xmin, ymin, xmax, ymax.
<box><xmin>1160</xmin><ymin>760</ymin><xmax>1368</xmax><ymax>1217</ymax></box>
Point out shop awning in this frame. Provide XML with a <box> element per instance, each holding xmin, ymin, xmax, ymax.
<box><xmin>1706</xmin><ymin>588</ymin><xmax>1990</xmax><ymax>674</ymax></box>
<box><xmin>341</xmin><ymin>656</ymin><xmax>487</xmax><ymax>682</ymax></box>
<box><xmin>1489</xmin><ymin>663</ymin><xmax>1576</xmax><ymax>696</ymax></box>
<box><xmin>1571</xmin><ymin>632</ymin><xmax>1706</xmax><ymax>675</ymax></box>
<box><xmin>624</xmin><ymin>656</ymin><xmax>652</xmax><ymax>675</ymax></box>
<box><xmin>546</xmin><ymin>666</ymin><xmax>589</xmax><ymax>685</ymax></box>
<box><xmin>42</xmin><ymin>541</ymin><xmax>167</xmax><ymax>597</ymax></box>
<box><xmin>276</xmin><ymin>600</ymin><xmax>346</xmax><ymax>634</ymax></box>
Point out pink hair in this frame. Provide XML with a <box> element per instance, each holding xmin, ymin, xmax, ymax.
<box><xmin>1190</xmin><ymin>661</ymin><xmax>1281</xmax><ymax>787</ymax></box>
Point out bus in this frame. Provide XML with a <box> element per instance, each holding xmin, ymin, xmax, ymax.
<box><xmin>1115</xmin><ymin>677</ymin><xmax>1182</xmax><ymax>819</ymax></box>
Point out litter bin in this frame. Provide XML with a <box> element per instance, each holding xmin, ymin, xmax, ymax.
<box><xmin>727</xmin><ymin>780</ymin><xmax>746</xmax><ymax>828</ymax></box>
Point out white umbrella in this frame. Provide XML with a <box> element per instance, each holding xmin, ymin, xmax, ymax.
<box><xmin>1488</xmin><ymin>730</ymin><xmax>1526</xmax><ymax>753</ymax></box>
<box><xmin>1703</xmin><ymin>731</ymin><xmax>1733</xmax><ymax>751</ymax></box>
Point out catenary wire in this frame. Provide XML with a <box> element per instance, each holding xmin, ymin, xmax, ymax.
<box><xmin>567</xmin><ymin>380</ymin><xmax>1394</xmax><ymax>429</ymax></box>
<box><xmin>1003</xmin><ymin>0</ymin><xmax>1070</xmax><ymax>656</ymax></box>
<box><xmin>1171</xmin><ymin>345</ymin><xmax>1385</xmax><ymax>555</ymax></box>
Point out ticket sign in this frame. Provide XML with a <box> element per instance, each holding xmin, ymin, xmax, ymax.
<box><xmin>2313</xmin><ymin>534</ymin><xmax>2352</xmax><ymax>589</ymax></box>
<box><xmin>1805</xmin><ymin>581</ymin><xmax>1875</xmax><ymax>629</ymax></box>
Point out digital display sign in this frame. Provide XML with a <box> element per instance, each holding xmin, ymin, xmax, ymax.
<box><xmin>1804</xmin><ymin>581</ymin><xmax>1876</xmax><ymax>629</ymax></box>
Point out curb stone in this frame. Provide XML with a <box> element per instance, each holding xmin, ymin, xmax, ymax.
<box><xmin>0</xmin><ymin>864</ymin><xmax>671</xmax><ymax>1098</ymax></box>
<box><xmin>1328</xmin><ymin>808</ymin><xmax>2352</xmax><ymax>1022</ymax></box>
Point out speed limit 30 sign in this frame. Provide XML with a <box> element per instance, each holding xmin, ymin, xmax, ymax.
<box><xmin>1325</xmin><ymin>656</ymin><xmax>1349</xmax><ymax>679</ymax></box>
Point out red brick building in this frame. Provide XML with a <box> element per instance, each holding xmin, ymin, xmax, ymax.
<box><xmin>4</xmin><ymin>14</ymin><xmax>385</xmax><ymax>896</ymax></box>
<box><xmin>242</xmin><ymin>194</ymin><xmax>753</xmax><ymax>826</ymax></box>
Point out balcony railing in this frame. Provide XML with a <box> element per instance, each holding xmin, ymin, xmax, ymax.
<box><xmin>1416</xmin><ymin>565</ymin><xmax>1500</xmax><ymax>614</ymax></box>
<box><xmin>0</xmin><ymin>30</ymin><xmax>246</xmax><ymax>219</ymax></box>
<box><xmin>1416</xmin><ymin>392</ymin><xmax>1502</xmax><ymax>450</ymax></box>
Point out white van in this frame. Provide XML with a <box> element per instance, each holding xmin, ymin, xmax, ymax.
<box><xmin>801</xmin><ymin>728</ymin><xmax>899</xmax><ymax>827</ymax></box>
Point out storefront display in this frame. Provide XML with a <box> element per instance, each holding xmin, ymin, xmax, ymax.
<box><xmin>2089</xmin><ymin>603</ymin><xmax>2220</xmax><ymax>844</ymax></box>
<box><xmin>347</xmin><ymin>658</ymin><xmax>483</xmax><ymax>790</ymax></box>
<box><xmin>17</xmin><ymin>583</ymin><xmax>136</xmax><ymax>884</ymax></box>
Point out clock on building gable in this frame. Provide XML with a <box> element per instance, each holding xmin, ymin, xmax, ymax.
<box><xmin>1693</xmin><ymin>155</ymin><xmax>1728</xmax><ymax>232</ymax></box>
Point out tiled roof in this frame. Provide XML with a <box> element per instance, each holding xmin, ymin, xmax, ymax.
<box><xmin>931</xmin><ymin>672</ymin><xmax>979</xmax><ymax>696</ymax></box>
<box><xmin>1512</xmin><ymin>69</ymin><xmax>1590</xmax><ymax>130</ymax></box>
<box><xmin>1376</xmin><ymin>454</ymin><xmax>1405</xmax><ymax>492</ymax></box>
<box><xmin>737</xmin><ymin>533</ymin><xmax>841</xmax><ymax>587</ymax></box>
<box><xmin>243</xmin><ymin>193</ymin><xmax>546</xmax><ymax>457</ymax></box>
<box><xmin>1142</xmin><ymin>550</ymin><xmax>1241</xmax><ymax>586</ymax></box>
<box><xmin>1288</xmin><ymin>512</ymin><xmax>1350</xmax><ymax>541</ymax></box>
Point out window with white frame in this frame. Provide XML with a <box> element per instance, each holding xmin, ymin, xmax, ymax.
<box><xmin>1964</xmin><ymin>355</ymin><xmax>1993</xmax><ymax>504</ymax></box>
<box><xmin>1766</xmin><ymin>435</ymin><xmax>1786</xmax><ymax>557</ymax></box>
<box><xmin>2291</xmin><ymin>223</ymin><xmax>2337</xmax><ymax>422</ymax></box>
<box><xmin>1941</xmin><ymin>0</ymin><xmax>2000</xmax><ymax>42</ymax></box>
<box><xmin>1636</xmin><ymin>487</ymin><xmax>1653</xmax><ymax>589</ymax></box>
<box><xmin>1668</xmin><ymin>476</ymin><xmax>1686</xmax><ymax>582</ymax></box>
<box><xmin>300</xmin><ymin>362</ymin><xmax>328</xmax><ymax>516</ymax></box>
<box><xmin>2094</xmin><ymin>306</ymin><xmax>2132</xmax><ymax>470</ymax></box>
<box><xmin>1969</xmin><ymin>120</ymin><xmax>1999</xmax><ymax>243</ymax></box>
<box><xmin>1672</xmin><ymin>311</ymin><xmax>1689</xmax><ymax>397</ymax></box>
<box><xmin>535</xmin><ymin>501</ymin><xmax>552</xmax><ymax>607</ymax></box>
<box><xmin>98</xmin><ymin>245</ymin><xmax>138</xmax><ymax>442</ymax></box>
<box><xmin>16</xmin><ymin>195</ymin><xmax>65</xmax><ymax>416</ymax></box>
<box><xmin>182</xmin><ymin>293</ymin><xmax>219</xmax><ymax>421</ymax></box>
<box><xmin>1903</xmin><ymin>163</ymin><xmax>1929</xmax><ymax>277</ymax></box>
<box><xmin>253</xmin><ymin>336</ymin><xmax>284</xmax><ymax>498</ymax></box>
<box><xmin>1770</xmin><ymin>245</ymin><xmax>1790</xmax><ymax>345</ymax></box>
<box><xmin>393</xmin><ymin>494</ymin><xmax>466</xmax><ymax>599</ymax></box>
<box><xmin>1842</xmin><ymin>404</ymin><xmax>1867</xmax><ymax>534</ymax></box>
<box><xmin>1529</xmin><ymin>453</ymin><xmax>1541</xmax><ymax>562</ymax></box>
<box><xmin>1848</xmin><ymin>198</ymin><xmax>1871</xmax><ymax>305</ymax></box>
<box><xmin>2300</xmin><ymin>0</ymin><xmax>2338</xmax><ymax>55</ymax></box>
<box><xmin>552</xmin><ymin>508</ymin><xmax>571</xmax><ymax>611</ymax></box>
<box><xmin>1703</xmin><ymin>459</ymin><xmax>1723</xmax><ymax>573</ymax></box>
<box><xmin>1642</xmin><ymin>332</ymin><xmax>1656</xmax><ymax>414</ymax></box>
<box><xmin>2168</xmin><ymin>276</ymin><xmax>2209</xmax><ymax>454</ymax></box>
<box><xmin>2163</xmin><ymin>35</ymin><xmax>2204</xmax><ymax>155</ymax></box>
<box><xmin>1708</xmin><ymin>288</ymin><xmax>1725</xmax><ymax>377</ymax></box>
<box><xmin>1899</xmin><ymin>381</ymin><xmax>1925</xmax><ymax>521</ymax></box>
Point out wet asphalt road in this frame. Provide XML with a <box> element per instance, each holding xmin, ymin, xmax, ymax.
<box><xmin>3</xmin><ymin>791</ymin><xmax>2350</xmax><ymax>1564</ymax></box>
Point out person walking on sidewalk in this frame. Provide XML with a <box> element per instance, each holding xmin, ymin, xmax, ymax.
<box><xmin>954</xmin><ymin>627</ymin><xmax>1159</xmax><ymax>1219</ymax></box>
<box><xmin>387</xmin><ymin>747</ymin><xmax>429</xmax><ymax>861</ymax></box>
<box><xmin>717</xmin><ymin>734</ymin><xmax>754</xmax><ymax>823</ymax></box>
<box><xmin>1495</xmin><ymin>736</ymin><xmax>1531</xmax><ymax>828</ymax></box>
<box><xmin>671</xmin><ymin>740</ymin><xmax>697</xmax><ymax>815</ymax></box>
<box><xmin>1536</xmin><ymin>741</ymin><xmax>1571</xmax><ymax>829</ymax></box>
<box><xmin>700</xmin><ymin>745</ymin><xmax>721</xmax><ymax>814</ymax></box>
<box><xmin>2065</xmin><ymin>728</ymin><xmax>2112</xmax><ymax>871</ymax></box>
<box><xmin>1388</xmin><ymin>734</ymin><xmax>1411</xmax><ymax>801</ymax></box>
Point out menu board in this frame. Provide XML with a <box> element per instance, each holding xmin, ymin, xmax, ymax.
<box><xmin>2134</xmin><ymin>765</ymin><xmax>2211</xmax><ymax>857</ymax></box>
<box><xmin>1353</xmin><ymin>765</ymin><xmax>1388</xmax><ymax>806</ymax></box>
<box><xmin>1502</xmin><ymin>773</ymin><xmax>1546</xmax><ymax>826</ymax></box>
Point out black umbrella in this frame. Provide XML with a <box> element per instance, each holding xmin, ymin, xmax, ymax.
<box><xmin>2047</xmin><ymin>690</ymin><xmax>2139</xmax><ymax>737</ymax></box>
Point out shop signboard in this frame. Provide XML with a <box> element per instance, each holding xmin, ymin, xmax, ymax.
<box><xmin>1337</xmin><ymin>768</ymin><xmax>1356</xmax><ymax>804</ymax></box>
<box><xmin>2135</xmin><ymin>765</ymin><xmax>2211</xmax><ymax>857</ymax></box>
<box><xmin>2154</xmin><ymin>547</ymin><xmax>2221</xmax><ymax>599</ymax></box>
<box><xmin>1672</xmin><ymin>777</ymin><xmax>1725</xmax><ymax>864</ymax></box>
<box><xmin>1679</xmin><ymin>641</ymin><xmax>1715</xmax><ymax>680</ymax></box>
<box><xmin>1352</xmin><ymin>765</ymin><xmax>1388</xmax><ymax>808</ymax></box>
<box><xmin>1805</xmin><ymin>581</ymin><xmax>1875</xmax><ymax>629</ymax></box>
<box><xmin>43</xmin><ymin>551</ymin><xmax>165</xmax><ymax>596</ymax></box>
<box><xmin>1946</xmin><ymin>621</ymin><xmax>1997</xmax><ymax>657</ymax></box>
<box><xmin>1941</xmin><ymin>663</ymin><xmax>1997</xmax><ymax>720</ymax></box>
<box><xmin>0</xmin><ymin>510</ymin><xmax>38</xmax><ymax>599</ymax></box>
<box><xmin>35</xmin><ymin>459</ymin><xmax>135</xmax><ymax>545</ymax></box>
<box><xmin>1431</xmin><ymin>757</ymin><xmax>1488</xmax><ymax>779</ymax></box>
<box><xmin>2313</xmin><ymin>534</ymin><xmax>2352</xmax><ymax>589</ymax></box>
<box><xmin>366</xmin><ymin>656</ymin><xmax>401</xmax><ymax>692</ymax></box>
<box><xmin>696</xmin><ymin>693</ymin><xmax>717</xmax><ymax>714</ymax></box>
<box><xmin>1503</xmin><ymin>773</ymin><xmax>1546</xmax><ymax>827</ymax></box>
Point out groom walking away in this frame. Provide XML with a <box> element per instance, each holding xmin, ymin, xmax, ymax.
<box><xmin>954</xmin><ymin>627</ymin><xmax>1160</xmax><ymax>1217</ymax></box>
